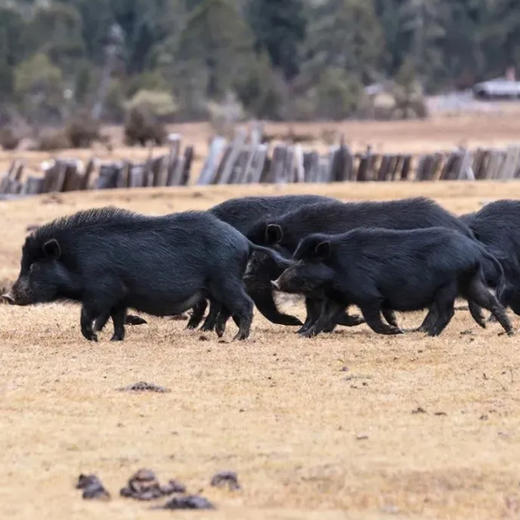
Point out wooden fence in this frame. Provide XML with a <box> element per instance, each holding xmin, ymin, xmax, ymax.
<box><xmin>198</xmin><ymin>133</ymin><xmax>520</xmax><ymax>184</ymax></box>
<box><xmin>2</xmin><ymin>132</ymin><xmax>520</xmax><ymax>199</ymax></box>
<box><xmin>0</xmin><ymin>135</ymin><xmax>193</xmax><ymax>197</ymax></box>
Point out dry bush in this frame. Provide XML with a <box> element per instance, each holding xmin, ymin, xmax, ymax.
<box><xmin>36</xmin><ymin>128</ymin><xmax>71</xmax><ymax>151</ymax></box>
<box><xmin>0</xmin><ymin>127</ymin><xmax>21</xmax><ymax>150</ymax></box>
<box><xmin>124</xmin><ymin>106</ymin><xmax>166</xmax><ymax>146</ymax></box>
<box><xmin>65</xmin><ymin>113</ymin><xmax>101</xmax><ymax>148</ymax></box>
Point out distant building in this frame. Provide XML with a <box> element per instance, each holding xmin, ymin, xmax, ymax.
<box><xmin>473</xmin><ymin>69</ymin><xmax>520</xmax><ymax>99</ymax></box>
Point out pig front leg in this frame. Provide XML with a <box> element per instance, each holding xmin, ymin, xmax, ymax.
<box><xmin>81</xmin><ymin>305</ymin><xmax>99</xmax><ymax>342</ymax></box>
<box><xmin>301</xmin><ymin>299</ymin><xmax>344</xmax><ymax>338</ymax></box>
<box><xmin>110</xmin><ymin>305</ymin><xmax>127</xmax><ymax>341</ymax></box>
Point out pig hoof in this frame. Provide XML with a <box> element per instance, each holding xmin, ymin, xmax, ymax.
<box><xmin>82</xmin><ymin>329</ymin><xmax>98</xmax><ymax>341</ymax></box>
<box><xmin>201</xmin><ymin>323</ymin><xmax>216</xmax><ymax>332</ymax></box>
<box><xmin>215</xmin><ymin>326</ymin><xmax>225</xmax><ymax>338</ymax></box>
<box><xmin>186</xmin><ymin>319</ymin><xmax>199</xmax><ymax>330</ymax></box>
<box><xmin>125</xmin><ymin>315</ymin><xmax>147</xmax><ymax>326</ymax></box>
<box><xmin>110</xmin><ymin>335</ymin><xmax>124</xmax><ymax>342</ymax></box>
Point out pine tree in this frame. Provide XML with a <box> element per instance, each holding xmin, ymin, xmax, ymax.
<box><xmin>247</xmin><ymin>0</ymin><xmax>307</xmax><ymax>80</ymax></box>
<box><xmin>301</xmin><ymin>0</ymin><xmax>385</xmax><ymax>85</ymax></box>
<box><xmin>173</xmin><ymin>0</ymin><xmax>255</xmax><ymax>115</ymax></box>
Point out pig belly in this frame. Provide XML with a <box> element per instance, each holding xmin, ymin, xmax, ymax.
<box><xmin>126</xmin><ymin>291</ymin><xmax>205</xmax><ymax>316</ymax></box>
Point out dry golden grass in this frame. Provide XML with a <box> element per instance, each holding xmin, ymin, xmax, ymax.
<box><xmin>2</xmin><ymin>181</ymin><xmax>520</xmax><ymax>520</ymax></box>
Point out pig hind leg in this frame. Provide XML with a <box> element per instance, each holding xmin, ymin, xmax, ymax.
<box><xmin>360</xmin><ymin>301</ymin><xmax>403</xmax><ymax>335</ymax></box>
<box><xmin>416</xmin><ymin>308</ymin><xmax>438</xmax><ymax>333</ymax></box>
<box><xmin>327</xmin><ymin>308</ymin><xmax>365</xmax><ymax>331</ymax></box>
<box><xmin>468</xmin><ymin>300</ymin><xmax>487</xmax><ymax>328</ymax></box>
<box><xmin>94</xmin><ymin>312</ymin><xmax>110</xmax><ymax>332</ymax></box>
<box><xmin>201</xmin><ymin>300</ymin><xmax>222</xmax><ymax>332</ymax></box>
<box><xmin>305</xmin><ymin>300</ymin><xmax>346</xmax><ymax>337</ymax></box>
<box><xmin>501</xmin><ymin>283</ymin><xmax>520</xmax><ymax>316</ymax></box>
<box><xmin>214</xmin><ymin>308</ymin><xmax>241</xmax><ymax>338</ymax></box>
<box><xmin>426</xmin><ymin>282</ymin><xmax>457</xmax><ymax>336</ymax></box>
<box><xmin>298</xmin><ymin>298</ymin><xmax>322</xmax><ymax>335</ymax></box>
<box><xmin>382</xmin><ymin>308</ymin><xmax>398</xmax><ymax>328</ymax></box>
<box><xmin>209</xmin><ymin>280</ymin><xmax>253</xmax><ymax>341</ymax></box>
<box><xmin>93</xmin><ymin>307</ymin><xmax>130</xmax><ymax>340</ymax></box>
<box><xmin>247</xmin><ymin>282</ymin><xmax>302</xmax><ymax>327</ymax></box>
<box><xmin>187</xmin><ymin>299</ymin><xmax>207</xmax><ymax>329</ymax></box>
<box><xmin>463</xmin><ymin>274</ymin><xmax>513</xmax><ymax>336</ymax></box>
<box><xmin>125</xmin><ymin>315</ymin><xmax>147</xmax><ymax>326</ymax></box>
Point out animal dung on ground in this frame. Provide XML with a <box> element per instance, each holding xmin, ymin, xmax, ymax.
<box><xmin>210</xmin><ymin>471</ymin><xmax>241</xmax><ymax>491</ymax></box>
<box><xmin>120</xmin><ymin>468</ymin><xmax>185</xmax><ymax>500</ymax></box>
<box><xmin>161</xmin><ymin>495</ymin><xmax>215</xmax><ymax>510</ymax></box>
<box><xmin>76</xmin><ymin>474</ymin><xmax>110</xmax><ymax>500</ymax></box>
<box><xmin>117</xmin><ymin>381</ymin><xmax>171</xmax><ymax>393</ymax></box>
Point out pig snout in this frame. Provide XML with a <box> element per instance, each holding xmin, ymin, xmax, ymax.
<box><xmin>6</xmin><ymin>277</ymin><xmax>33</xmax><ymax>305</ymax></box>
<box><xmin>271</xmin><ymin>279</ymin><xmax>282</xmax><ymax>291</ymax></box>
<box><xmin>2</xmin><ymin>291</ymin><xmax>15</xmax><ymax>304</ymax></box>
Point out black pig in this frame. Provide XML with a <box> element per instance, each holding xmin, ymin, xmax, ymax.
<box><xmin>461</xmin><ymin>200</ymin><xmax>520</xmax><ymax>315</ymax></box>
<box><xmin>273</xmin><ymin>227</ymin><xmax>513</xmax><ymax>337</ymax></box>
<box><xmin>5</xmin><ymin>207</ymin><xmax>278</xmax><ymax>341</ymax></box>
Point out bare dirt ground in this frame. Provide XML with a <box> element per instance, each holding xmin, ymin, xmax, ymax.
<box><xmin>2</xmin><ymin>181</ymin><xmax>520</xmax><ymax>519</ymax></box>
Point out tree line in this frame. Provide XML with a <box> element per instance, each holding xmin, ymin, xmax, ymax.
<box><xmin>0</xmin><ymin>0</ymin><xmax>518</xmax><ymax>126</ymax></box>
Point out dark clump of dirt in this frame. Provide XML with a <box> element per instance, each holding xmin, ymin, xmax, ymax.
<box><xmin>76</xmin><ymin>474</ymin><xmax>110</xmax><ymax>500</ymax></box>
<box><xmin>160</xmin><ymin>495</ymin><xmax>215</xmax><ymax>510</ymax></box>
<box><xmin>210</xmin><ymin>471</ymin><xmax>241</xmax><ymax>491</ymax></box>
<box><xmin>120</xmin><ymin>469</ymin><xmax>185</xmax><ymax>501</ymax></box>
<box><xmin>118</xmin><ymin>381</ymin><xmax>171</xmax><ymax>393</ymax></box>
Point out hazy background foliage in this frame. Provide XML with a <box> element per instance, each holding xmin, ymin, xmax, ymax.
<box><xmin>0</xmin><ymin>0</ymin><xmax>518</xmax><ymax>126</ymax></box>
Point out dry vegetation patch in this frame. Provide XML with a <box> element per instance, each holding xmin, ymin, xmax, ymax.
<box><xmin>2</xmin><ymin>181</ymin><xmax>520</xmax><ymax>519</ymax></box>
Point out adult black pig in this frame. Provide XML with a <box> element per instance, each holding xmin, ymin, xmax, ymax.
<box><xmin>272</xmin><ymin>227</ymin><xmax>513</xmax><ymax>337</ymax></box>
<box><xmin>5</xmin><ymin>207</ymin><xmax>280</xmax><ymax>341</ymax></box>
<box><xmin>248</xmin><ymin>197</ymin><xmax>476</xmax><ymax>335</ymax></box>
<box><xmin>461</xmin><ymin>200</ymin><xmax>520</xmax><ymax>315</ymax></box>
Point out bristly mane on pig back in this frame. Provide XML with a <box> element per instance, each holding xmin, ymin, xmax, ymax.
<box><xmin>22</xmin><ymin>207</ymin><xmax>141</xmax><ymax>265</ymax></box>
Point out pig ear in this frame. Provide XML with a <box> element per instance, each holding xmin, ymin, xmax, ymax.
<box><xmin>265</xmin><ymin>224</ymin><xmax>283</xmax><ymax>245</ymax></box>
<box><xmin>42</xmin><ymin>239</ymin><xmax>62</xmax><ymax>259</ymax></box>
<box><xmin>314</xmin><ymin>241</ymin><xmax>331</xmax><ymax>259</ymax></box>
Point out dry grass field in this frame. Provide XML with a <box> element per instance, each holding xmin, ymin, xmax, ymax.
<box><xmin>2</xmin><ymin>179</ymin><xmax>520</xmax><ymax>520</ymax></box>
